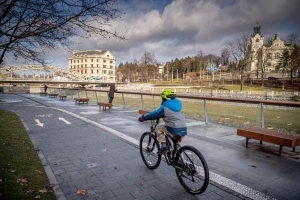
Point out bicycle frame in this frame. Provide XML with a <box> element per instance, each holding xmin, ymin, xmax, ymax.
<box><xmin>151</xmin><ymin>118</ymin><xmax>184</xmax><ymax>170</ymax></box>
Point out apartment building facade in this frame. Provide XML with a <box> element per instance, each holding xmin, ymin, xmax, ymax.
<box><xmin>68</xmin><ymin>49</ymin><xmax>116</xmax><ymax>81</ymax></box>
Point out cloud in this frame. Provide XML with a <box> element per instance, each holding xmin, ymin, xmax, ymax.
<box><xmin>4</xmin><ymin>0</ymin><xmax>300</xmax><ymax>69</ymax></box>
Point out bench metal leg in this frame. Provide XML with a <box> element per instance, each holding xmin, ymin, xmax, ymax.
<box><xmin>246</xmin><ymin>138</ymin><xmax>249</xmax><ymax>147</ymax></box>
<box><xmin>293</xmin><ymin>147</ymin><xmax>295</xmax><ymax>152</ymax></box>
<box><xmin>260</xmin><ymin>140</ymin><xmax>262</xmax><ymax>144</ymax></box>
<box><xmin>279</xmin><ymin>145</ymin><xmax>282</xmax><ymax>156</ymax></box>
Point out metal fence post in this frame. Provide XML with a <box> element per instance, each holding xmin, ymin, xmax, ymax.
<box><xmin>204</xmin><ymin>99</ymin><xmax>209</xmax><ymax>124</ymax></box>
<box><xmin>261</xmin><ymin>103</ymin><xmax>265</xmax><ymax>128</ymax></box>
<box><xmin>95</xmin><ymin>91</ymin><xmax>98</xmax><ymax>102</ymax></box>
<box><xmin>141</xmin><ymin>94</ymin><xmax>144</xmax><ymax>110</ymax></box>
<box><xmin>121</xmin><ymin>93</ymin><xmax>126</xmax><ymax>109</ymax></box>
<box><xmin>85</xmin><ymin>90</ymin><xmax>88</xmax><ymax>98</ymax></box>
<box><xmin>77</xmin><ymin>89</ymin><xmax>80</xmax><ymax>98</ymax></box>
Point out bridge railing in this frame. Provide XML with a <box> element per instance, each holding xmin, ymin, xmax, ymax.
<box><xmin>46</xmin><ymin>87</ymin><xmax>300</xmax><ymax>133</ymax></box>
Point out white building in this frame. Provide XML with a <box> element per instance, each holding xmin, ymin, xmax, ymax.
<box><xmin>68</xmin><ymin>49</ymin><xmax>116</xmax><ymax>81</ymax></box>
<box><xmin>248</xmin><ymin>22</ymin><xmax>293</xmax><ymax>72</ymax></box>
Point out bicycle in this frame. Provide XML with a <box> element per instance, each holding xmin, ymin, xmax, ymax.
<box><xmin>139</xmin><ymin>116</ymin><xmax>210</xmax><ymax>194</ymax></box>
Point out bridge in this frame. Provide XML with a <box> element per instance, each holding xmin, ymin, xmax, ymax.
<box><xmin>0</xmin><ymin>65</ymin><xmax>116</xmax><ymax>85</ymax></box>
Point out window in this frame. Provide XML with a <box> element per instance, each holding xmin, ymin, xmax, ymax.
<box><xmin>267</xmin><ymin>62</ymin><xmax>271</xmax><ymax>66</ymax></box>
<box><xmin>81</xmin><ymin>59</ymin><xmax>83</xmax><ymax>63</ymax></box>
<box><xmin>97</xmin><ymin>70</ymin><xmax>99</xmax><ymax>73</ymax></box>
<box><xmin>102</xmin><ymin>70</ymin><xmax>107</xmax><ymax>74</ymax></box>
<box><xmin>77</xmin><ymin>60</ymin><xmax>79</xmax><ymax>63</ymax></box>
<box><xmin>107</xmin><ymin>55</ymin><xmax>109</xmax><ymax>57</ymax></box>
<box><xmin>110</xmin><ymin>66</ymin><xmax>113</xmax><ymax>69</ymax></box>
<box><xmin>256</xmin><ymin>38</ymin><xmax>259</xmax><ymax>42</ymax></box>
<box><xmin>91</xmin><ymin>64</ymin><xmax>93</xmax><ymax>67</ymax></box>
<box><xmin>91</xmin><ymin>70</ymin><xmax>93</xmax><ymax>73</ymax></box>
<box><xmin>103</xmin><ymin>65</ymin><xmax>106</xmax><ymax>68</ymax></box>
<box><xmin>85</xmin><ymin>59</ymin><xmax>87</xmax><ymax>62</ymax></box>
<box><xmin>110</xmin><ymin>60</ymin><xmax>113</xmax><ymax>64</ymax></box>
<box><xmin>275</xmin><ymin>53</ymin><xmax>280</xmax><ymax>59</ymax></box>
<box><xmin>97</xmin><ymin>64</ymin><xmax>98</xmax><ymax>67</ymax></box>
<box><xmin>91</xmin><ymin>59</ymin><xmax>93</xmax><ymax>62</ymax></box>
<box><xmin>267</xmin><ymin>53</ymin><xmax>272</xmax><ymax>60</ymax></box>
<box><xmin>97</xmin><ymin>59</ymin><xmax>99</xmax><ymax>62</ymax></box>
<box><xmin>103</xmin><ymin>60</ymin><xmax>106</xmax><ymax>63</ymax></box>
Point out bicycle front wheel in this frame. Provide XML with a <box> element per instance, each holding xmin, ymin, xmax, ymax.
<box><xmin>175</xmin><ymin>145</ymin><xmax>209</xmax><ymax>194</ymax></box>
<box><xmin>139</xmin><ymin>132</ymin><xmax>161</xmax><ymax>169</ymax></box>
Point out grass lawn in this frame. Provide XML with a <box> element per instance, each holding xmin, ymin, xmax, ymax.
<box><xmin>0</xmin><ymin>110</ymin><xmax>56</xmax><ymax>200</ymax></box>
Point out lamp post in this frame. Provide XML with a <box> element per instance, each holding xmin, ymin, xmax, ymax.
<box><xmin>171</xmin><ymin>65</ymin><xmax>173</xmax><ymax>81</ymax></box>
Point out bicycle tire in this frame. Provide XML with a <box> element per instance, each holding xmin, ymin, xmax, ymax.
<box><xmin>140</xmin><ymin>132</ymin><xmax>161</xmax><ymax>169</ymax></box>
<box><xmin>175</xmin><ymin>145</ymin><xmax>209</xmax><ymax>194</ymax></box>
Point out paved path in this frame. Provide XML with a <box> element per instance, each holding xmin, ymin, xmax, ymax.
<box><xmin>0</xmin><ymin>93</ymin><xmax>300</xmax><ymax>200</ymax></box>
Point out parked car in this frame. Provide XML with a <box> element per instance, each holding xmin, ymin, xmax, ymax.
<box><xmin>268</xmin><ymin>76</ymin><xmax>278</xmax><ymax>80</ymax></box>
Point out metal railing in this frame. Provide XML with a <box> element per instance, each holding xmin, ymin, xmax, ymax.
<box><xmin>45</xmin><ymin>87</ymin><xmax>300</xmax><ymax>133</ymax></box>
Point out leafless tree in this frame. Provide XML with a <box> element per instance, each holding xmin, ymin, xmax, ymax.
<box><xmin>0</xmin><ymin>0</ymin><xmax>126</xmax><ymax>66</ymax></box>
<box><xmin>138</xmin><ymin>52</ymin><xmax>157</xmax><ymax>82</ymax></box>
<box><xmin>286</xmin><ymin>33</ymin><xmax>300</xmax><ymax>45</ymax></box>
<box><xmin>226</xmin><ymin>35</ymin><xmax>251</xmax><ymax>91</ymax></box>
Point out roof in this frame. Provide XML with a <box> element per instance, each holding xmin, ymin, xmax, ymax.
<box><xmin>264</xmin><ymin>34</ymin><xmax>292</xmax><ymax>47</ymax></box>
<box><xmin>72</xmin><ymin>50</ymin><xmax>106</xmax><ymax>56</ymax></box>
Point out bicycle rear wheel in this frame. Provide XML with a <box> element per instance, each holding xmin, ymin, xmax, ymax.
<box><xmin>175</xmin><ymin>145</ymin><xmax>209</xmax><ymax>194</ymax></box>
<box><xmin>140</xmin><ymin>132</ymin><xmax>161</xmax><ymax>169</ymax></box>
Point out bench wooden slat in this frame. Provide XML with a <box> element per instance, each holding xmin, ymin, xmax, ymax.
<box><xmin>237</xmin><ymin>127</ymin><xmax>300</xmax><ymax>156</ymax></box>
<box><xmin>97</xmin><ymin>102</ymin><xmax>112</xmax><ymax>111</ymax></box>
<box><xmin>48</xmin><ymin>93</ymin><xmax>58</xmax><ymax>98</ymax></box>
<box><xmin>74</xmin><ymin>98</ymin><xmax>89</xmax><ymax>104</ymax></box>
<box><xmin>40</xmin><ymin>92</ymin><xmax>48</xmax><ymax>96</ymax></box>
<box><xmin>139</xmin><ymin>110</ymin><xmax>150</xmax><ymax>115</ymax></box>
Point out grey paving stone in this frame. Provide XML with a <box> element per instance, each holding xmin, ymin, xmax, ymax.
<box><xmin>61</xmin><ymin>185</ymin><xmax>78</xmax><ymax>195</ymax></box>
<box><xmin>106</xmin><ymin>192</ymin><xmax>135</xmax><ymax>200</ymax></box>
<box><xmin>93</xmin><ymin>182</ymin><xmax>122</xmax><ymax>193</ymax></box>
<box><xmin>131</xmin><ymin>186</ymin><xmax>160</xmax><ymax>199</ymax></box>
<box><xmin>196</xmin><ymin>191</ymin><xmax>223</xmax><ymax>200</ymax></box>
<box><xmin>111</xmin><ymin>184</ymin><xmax>141</xmax><ymax>196</ymax></box>
<box><xmin>100</xmin><ymin>175</ymin><xmax>128</xmax><ymax>185</ymax></box>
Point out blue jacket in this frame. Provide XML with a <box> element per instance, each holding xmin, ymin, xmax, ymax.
<box><xmin>142</xmin><ymin>98</ymin><xmax>187</xmax><ymax>137</ymax></box>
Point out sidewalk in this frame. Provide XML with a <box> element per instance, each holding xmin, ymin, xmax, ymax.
<box><xmin>1</xmin><ymin>93</ymin><xmax>300</xmax><ymax>200</ymax></box>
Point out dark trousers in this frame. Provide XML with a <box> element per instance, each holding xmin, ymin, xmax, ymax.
<box><xmin>109</xmin><ymin>97</ymin><xmax>114</xmax><ymax>103</ymax></box>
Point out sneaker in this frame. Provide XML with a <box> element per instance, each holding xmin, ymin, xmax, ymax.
<box><xmin>158</xmin><ymin>144</ymin><xmax>169</xmax><ymax>154</ymax></box>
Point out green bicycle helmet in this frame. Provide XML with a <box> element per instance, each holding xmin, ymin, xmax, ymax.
<box><xmin>161</xmin><ymin>89</ymin><xmax>176</xmax><ymax>100</ymax></box>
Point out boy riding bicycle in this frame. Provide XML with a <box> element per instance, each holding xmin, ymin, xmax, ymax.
<box><xmin>138</xmin><ymin>89</ymin><xmax>187</xmax><ymax>154</ymax></box>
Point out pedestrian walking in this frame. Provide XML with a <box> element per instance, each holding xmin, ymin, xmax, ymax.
<box><xmin>108</xmin><ymin>85</ymin><xmax>117</xmax><ymax>103</ymax></box>
<box><xmin>44</xmin><ymin>84</ymin><xmax>48</xmax><ymax>92</ymax></box>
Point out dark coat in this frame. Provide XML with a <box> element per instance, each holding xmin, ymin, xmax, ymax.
<box><xmin>108</xmin><ymin>85</ymin><xmax>117</xmax><ymax>98</ymax></box>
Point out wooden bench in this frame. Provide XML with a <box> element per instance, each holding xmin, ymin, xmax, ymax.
<box><xmin>74</xmin><ymin>98</ymin><xmax>89</xmax><ymax>104</ymax></box>
<box><xmin>139</xmin><ymin>110</ymin><xmax>150</xmax><ymax>115</ymax></box>
<box><xmin>48</xmin><ymin>93</ymin><xmax>58</xmax><ymax>98</ymax></box>
<box><xmin>40</xmin><ymin>92</ymin><xmax>48</xmax><ymax>96</ymax></box>
<box><xmin>97</xmin><ymin>102</ymin><xmax>112</xmax><ymax>111</ymax></box>
<box><xmin>237</xmin><ymin>127</ymin><xmax>300</xmax><ymax>156</ymax></box>
<box><xmin>59</xmin><ymin>95</ymin><xmax>67</xmax><ymax>101</ymax></box>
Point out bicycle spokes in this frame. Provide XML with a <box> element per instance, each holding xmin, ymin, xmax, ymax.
<box><xmin>140</xmin><ymin>132</ymin><xmax>161</xmax><ymax>169</ymax></box>
<box><xmin>175</xmin><ymin>146</ymin><xmax>209</xmax><ymax>194</ymax></box>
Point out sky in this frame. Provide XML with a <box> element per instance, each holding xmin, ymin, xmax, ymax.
<box><xmin>4</xmin><ymin>0</ymin><xmax>300</xmax><ymax>69</ymax></box>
